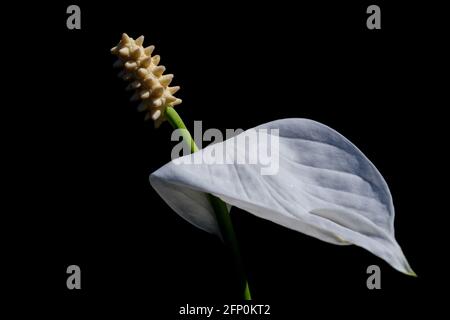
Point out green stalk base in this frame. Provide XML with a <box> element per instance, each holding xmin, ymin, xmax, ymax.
<box><xmin>165</xmin><ymin>106</ymin><xmax>252</xmax><ymax>300</ymax></box>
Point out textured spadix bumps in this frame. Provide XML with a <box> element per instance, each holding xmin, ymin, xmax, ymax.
<box><xmin>111</xmin><ymin>33</ymin><xmax>181</xmax><ymax>127</ymax></box>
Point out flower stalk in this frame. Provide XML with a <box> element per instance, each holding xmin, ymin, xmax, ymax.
<box><xmin>165</xmin><ymin>106</ymin><xmax>252</xmax><ymax>300</ymax></box>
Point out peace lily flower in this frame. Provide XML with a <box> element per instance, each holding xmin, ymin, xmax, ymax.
<box><xmin>111</xmin><ymin>34</ymin><xmax>416</xmax><ymax>300</ymax></box>
<box><xmin>150</xmin><ymin>119</ymin><xmax>416</xmax><ymax>277</ymax></box>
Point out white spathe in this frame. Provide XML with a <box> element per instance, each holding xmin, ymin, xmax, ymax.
<box><xmin>150</xmin><ymin>118</ymin><xmax>415</xmax><ymax>275</ymax></box>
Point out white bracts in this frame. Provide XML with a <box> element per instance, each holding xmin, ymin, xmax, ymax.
<box><xmin>111</xmin><ymin>33</ymin><xmax>181</xmax><ymax>127</ymax></box>
<box><xmin>150</xmin><ymin>118</ymin><xmax>416</xmax><ymax>276</ymax></box>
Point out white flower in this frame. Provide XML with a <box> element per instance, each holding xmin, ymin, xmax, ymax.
<box><xmin>150</xmin><ymin>118</ymin><xmax>415</xmax><ymax>275</ymax></box>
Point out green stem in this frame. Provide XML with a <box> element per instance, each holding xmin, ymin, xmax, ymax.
<box><xmin>207</xmin><ymin>194</ymin><xmax>252</xmax><ymax>300</ymax></box>
<box><xmin>165</xmin><ymin>107</ymin><xmax>199</xmax><ymax>153</ymax></box>
<box><xmin>165</xmin><ymin>106</ymin><xmax>251</xmax><ymax>300</ymax></box>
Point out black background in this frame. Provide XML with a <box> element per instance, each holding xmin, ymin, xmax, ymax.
<box><xmin>6</xmin><ymin>1</ymin><xmax>448</xmax><ymax>318</ymax></box>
